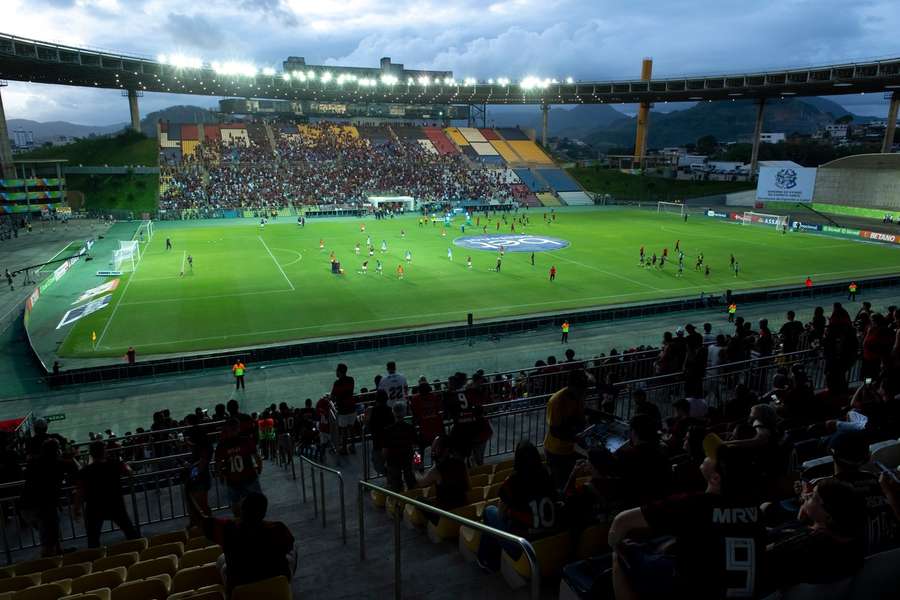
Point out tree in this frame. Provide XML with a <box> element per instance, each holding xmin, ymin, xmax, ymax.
<box><xmin>696</xmin><ymin>135</ymin><xmax>718</xmax><ymax>155</ymax></box>
<box><xmin>835</xmin><ymin>115</ymin><xmax>854</xmax><ymax>125</ymax></box>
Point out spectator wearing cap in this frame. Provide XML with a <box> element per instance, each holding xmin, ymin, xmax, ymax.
<box><xmin>608</xmin><ymin>435</ymin><xmax>767</xmax><ymax>599</ymax></box>
<box><xmin>544</xmin><ymin>369</ymin><xmax>591</xmax><ymax>489</ymax></box>
<box><xmin>766</xmin><ymin>479</ymin><xmax>866</xmax><ymax>590</ymax></box>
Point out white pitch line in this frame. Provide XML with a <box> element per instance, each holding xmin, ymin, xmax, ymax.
<box><xmin>259</xmin><ymin>236</ymin><xmax>295</xmax><ymax>291</ymax></box>
<box><xmin>120</xmin><ymin>288</ymin><xmax>293</xmax><ymax>306</ymax></box>
<box><xmin>553</xmin><ymin>254</ymin><xmax>662</xmax><ymax>291</ymax></box>
<box><xmin>180</xmin><ymin>251</ymin><xmax>186</xmax><ymax>275</ymax></box>
<box><xmin>95</xmin><ymin>269</ymin><xmax>136</xmax><ymax>350</ymax></box>
<box><xmin>35</xmin><ymin>242</ymin><xmax>74</xmax><ymax>274</ymax></box>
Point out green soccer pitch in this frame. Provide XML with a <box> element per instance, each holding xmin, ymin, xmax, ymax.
<box><xmin>58</xmin><ymin>209</ymin><xmax>900</xmax><ymax>358</ymax></box>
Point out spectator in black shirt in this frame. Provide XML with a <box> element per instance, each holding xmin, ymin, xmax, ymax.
<box><xmin>365</xmin><ymin>390</ymin><xmax>394</xmax><ymax>476</ymax></box>
<box><xmin>631</xmin><ymin>389</ymin><xmax>661</xmax><ymax>432</ymax></box>
<box><xmin>21</xmin><ymin>438</ymin><xmax>78</xmax><ymax>556</ymax></box>
<box><xmin>780</xmin><ymin>310</ymin><xmax>805</xmax><ymax>354</ymax></box>
<box><xmin>382</xmin><ymin>404</ymin><xmax>417</xmax><ymax>491</ymax></box>
<box><xmin>610</xmin><ymin>414</ymin><xmax>671</xmax><ymax>506</ymax></box>
<box><xmin>75</xmin><ymin>441</ymin><xmax>139</xmax><ymax>548</ymax></box>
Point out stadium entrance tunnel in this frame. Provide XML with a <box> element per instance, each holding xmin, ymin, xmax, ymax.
<box><xmin>453</xmin><ymin>234</ymin><xmax>570</xmax><ymax>252</ymax></box>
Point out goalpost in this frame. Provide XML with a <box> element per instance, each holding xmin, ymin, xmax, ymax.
<box><xmin>741</xmin><ymin>211</ymin><xmax>789</xmax><ymax>231</ymax></box>
<box><xmin>111</xmin><ymin>221</ymin><xmax>152</xmax><ymax>273</ymax></box>
<box><xmin>657</xmin><ymin>201</ymin><xmax>685</xmax><ymax>217</ymax></box>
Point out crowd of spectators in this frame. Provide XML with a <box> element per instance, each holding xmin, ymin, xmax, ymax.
<box><xmin>159</xmin><ymin>122</ymin><xmax>517</xmax><ymax>213</ymax></box>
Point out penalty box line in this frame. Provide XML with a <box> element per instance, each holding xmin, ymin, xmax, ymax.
<box><xmin>259</xmin><ymin>236</ymin><xmax>295</xmax><ymax>291</ymax></box>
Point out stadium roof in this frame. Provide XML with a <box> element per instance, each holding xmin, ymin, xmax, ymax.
<box><xmin>2</xmin><ymin>32</ymin><xmax>900</xmax><ymax>106</ymax></box>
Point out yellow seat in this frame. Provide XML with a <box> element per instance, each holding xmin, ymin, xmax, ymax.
<box><xmin>58</xmin><ymin>588</ymin><xmax>111</xmax><ymax>600</ymax></box>
<box><xmin>69</xmin><ymin>568</ymin><xmax>125</xmax><ymax>595</ymax></box>
<box><xmin>491</xmin><ymin>469</ymin><xmax>513</xmax><ymax>484</ymax></box>
<box><xmin>501</xmin><ymin>531</ymin><xmax>573</xmax><ymax>589</ymax></box>
<box><xmin>495</xmin><ymin>458</ymin><xmax>515</xmax><ymax>471</ymax></box>
<box><xmin>0</xmin><ymin>577</ymin><xmax>39</xmax><ymax>595</ymax></box>
<box><xmin>465</xmin><ymin>487</ymin><xmax>487</xmax><ymax>505</ymax></box>
<box><xmin>139</xmin><ymin>543</ymin><xmax>184</xmax><ymax>562</ymax></box>
<box><xmin>402</xmin><ymin>503</ymin><xmax>427</xmax><ymax>529</ymax></box>
<box><xmin>573</xmin><ymin>524</ymin><xmax>610</xmax><ymax>560</ymax></box>
<box><xmin>12</xmin><ymin>582</ymin><xmax>69</xmax><ymax>600</ymax></box>
<box><xmin>186</xmin><ymin>527</ymin><xmax>203</xmax><ymax>540</ymax></box>
<box><xmin>468</xmin><ymin>464</ymin><xmax>495</xmax><ymax>476</ymax></box>
<box><xmin>231</xmin><ymin>576</ymin><xmax>290</xmax><ymax>600</ymax></box>
<box><xmin>426</xmin><ymin>503</ymin><xmax>481</xmax><ymax>543</ymax></box>
<box><xmin>126</xmin><ymin>556</ymin><xmax>177</xmax><ymax>582</ymax></box>
<box><xmin>167</xmin><ymin>584</ymin><xmax>223</xmax><ymax>600</ymax></box>
<box><xmin>178</xmin><ymin>547</ymin><xmax>222</xmax><ymax>571</ymax></box>
<box><xmin>385</xmin><ymin>488</ymin><xmax>426</xmax><ymax>517</ymax></box>
<box><xmin>170</xmin><ymin>565</ymin><xmax>221</xmax><ymax>594</ymax></box>
<box><xmin>41</xmin><ymin>566</ymin><xmax>91</xmax><ymax>585</ymax></box>
<box><xmin>91</xmin><ymin>554</ymin><xmax>137</xmax><ymax>574</ymax></box>
<box><xmin>15</xmin><ymin>559</ymin><xmax>61</xmax><ymax>577</ymax></box>
<box><xmin>369</xmin><ymin>490</ymin><xmax>387</xmax><ymax>508</ymax></box>
<box><xmin>109</xmin><ymin>578</ymin><xmax>168</xmax><ymax>600</ymax></box>
<box><xmin>468</xmin><ymin>474</ymin><xmax>490</xmax><ymax>488</ymax></box>
<box><xmin>106</xmin><ymin>540</ymin><xmax>147</xmax><ymax>558</ymax></box>
<box><xmin>184</xmin><ymin>538</ymin><xmax>213</xmax><ymax>552</ymax></box>
<box><xmin>457</xmin><ymin>525</ymin><xmax>482</xmax><ymax>562</ymax></box>
<box><xmin>61</xmin><ymin>551</ymin><xmax>104</xmax><ymax>568</ymax></box>
<box><xmin>148</xmin><ymin>532</ymin><xmax>188</xmax><ymax>548</ymax></box>
<box><xmin>484</xmin><ymin>482</ymin><xmax>504</xmax><ymax>501</ymax></box>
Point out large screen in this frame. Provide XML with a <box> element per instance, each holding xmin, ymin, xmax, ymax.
<box><xmin>756</xmin><ymin>166</ymin><xmax>817</xmax><ymax>202</ymax></box>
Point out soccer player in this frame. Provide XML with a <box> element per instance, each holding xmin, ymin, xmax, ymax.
<box><xmin>467</xmin><ymin>256</ymin><xmax>472</xmax><ymax>269</ymax></box>
<box><xmin>166</xmin><ymin>238</ymin><xmax>172</xmax><ymax>251</ymax></box>
<box><xmin>733</xmin><ymin>261</ymin><xmax>740</xmax><ymax>277</ymax></box>
<box><xmin>260</xmin><ymin>217</ymin><xmax>266</xmax><ymax>229</ymax></box>
<box><xmin>329</xmin><ymin>250</ymin><xmax>336</xmax><ymax>263</ymax></box>
<box><xmin>549</xmin><ymin>265</ymin><xmax>557</xmax><ymax>281</ymax></box>
<box><xmin>447</xmin><ymin>247</ymin><xmax>453</xmax><ymax>261</ymax></box>
<box><xmin>319</xmin><ymin>239</ymin><xmax>325</xmax><ymax>251</ymax></box>
<box><xmin>187</xmin><ymin>255</ymin><xmax>193</xmax><ymax>272</ymax></box>
<box><xmin>499</xmin><ymin>246</ymin><xmax>505</xmax><ymax>257</ymax></box>
<box><xmin>397</xmin><ymin>264</ymin><xmax>404</xmax><ymax>279</ymax></box>
<box><xmin>660</xmin><ymin>255</ymin><xmax>666</xmax><ymax>269</ymax></box>
<box><xmin>401</xmin><ymin>229</ymin><xmax>406</xmax><ymax>239</ymax></box>
<box><xmin>662</xmin><ymin>247</ymin><xmax>668</xmax><ymax>259</ymax></box>
<box><xmin>360</xmin><ymin>223</ymin><xmax>366</xmax><ymax>233</ymax></box>
<box><xmin>495</xmin><ymin>256</ymin><xmax>502</xmax><ymax>272</ymax></box>
<box><xmin>511</xmin><ymin>222</ymin><xmax>516</xmax><ymax>233</ymax></box>
<box><xmin>355</xmin><ymin>243</ymin><xmax>361</xmax><ymax>256</ymax></box>
<box><xmin>531</xmin><ymin>252</ymin><xmax>535</xmax><ymax>266</ymax></box>
<box><xmin>675</xmin><ymin>239</ymin><xmax>680</xmax><ymax>252</ymax></box>
<box><xmin>405</xmin><ymin>250</ymin><xmax>412</xmax><ymax>263</ymax></box>
<box><xmin>639</xmin><ymin>245</ymin><xmax>645</xmax><ymax>265</ymax></box>
<box><xmin>368</xmin><ymin>246</ymin><xmax>375</xmax><ymax>257</ymax></box>
<box><xmin>361</xmin><ymin>260</ymin><xmax>368</xmax><ymax>275</ymax></box>
<box><xmin>729</xmin><ymin>253</ymin><xmax>735</xmax><ymax>270</ymax></box>
<box><xmin>482</xmin><ymin>225</ymin><xmax>488</xmax><ymax>234</ymax></box>
<box><xmin>441</xmin><ymin>229</ymin><xmax>447</xmax><ymax>238</ymax></box>
<box><xmin>381</xmin><ymin>240</ymin><xmax>387</xmax><ymax>253</ymax></box>
<box><xmin>376</xmin><ymin>259</ymin><xmax>383</xmax><ymax>275</ymax></box>
<box><xmin>650</xmin><ymin>253</ymin><xmax>657</xmax><ymax>267</ymax></box>
<box><xmin>366</xmin><ymin>235</ymin><xmax>372</xmax><ymax>247</ymax></box>
<box><xmin>705</xmin><ymin>264</ymin><xmax>711</xmax><ymax>278</ymax></box>
<box><xmin>677</xmin><ymin>258</ymin><xmax>684</xmax><ymax>277</ymax></box>
<box><xmin>695</xmin><ymin>253</ymin><xmax>703</xmax><ymax>270</ymax></box>
<box><xmin>496</xmin><ymin>221</ymin><xmax>501</xmax><ymax>231</ymax></box>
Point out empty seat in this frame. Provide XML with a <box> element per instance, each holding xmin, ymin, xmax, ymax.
<box><xmin>184</xmin><ymin>538</ymin><xmax>214</xmax><ymax>552</ymax></box>
<box><xmin>178</xmin><ymin>547</ymin><xmax>222</xmax><ymax>571</ymax></box>
<box><xmin>501</xmin><ymin>531</ymin><xmax>573</xmax><ymax>589</ymax></box>
<box><xmin>492</xmin><ymin>469</ymin><xmax>513</xmax><ymax>484</ymax></box>
<box><xmin>148</xmin><ymin>532</ymin><xmax>188</xmax><ymax>548</ymax></box>
<box><xmin>385</xmin><ymin>489</ymin><xmax>426</xmax><ymax>518</ymax></box>
<box><xmin>402</xmin><ymin>503</ymin><xmax>427</xmax><ymax>529</ymax></box>
<box><xmin>573</xmin><ymin>524</ymin><xmax>610</xmax><ymax>560</ymax></box>
<box><xmin>870</xmin><ymin>440</ymin><xmax>900</xmax><ymax>469</ymax></box>
<box><xmin>41</xmin><ymin>565</ymin><xmax>91</xmax><ymax>585</ymax></box>
<box><xmin>61</xmin><ymin>552</ymin><xmax>104</xmax><ymax>568</ymax></box>
<box><xmin>369</xmin><ymin>489</ymin><xmax>387</xmax><ymax>508</ymax></box>
<box><xmin>468</xmin><ymin>474</ymin><xmax>490</xmax><ymax>488</ymax></box>
<box><xmin>457</xmin><ymin>525</ymin><xmax>482</xmax><ymax>562</ymax></box>
<box><xmin>109</xmin><ymin>578</ymin><xmax>168</xmax><ymax>600</ymax></box>
<box><xmin>468</xmin><ymin>464</ymin><xmax>495</xmax><ymax>476</ymax></box>
<box><xmin>465</xmin><ymin>487</ymin><xmax>486</xmax><ymax>505</ymax></box>
<box><xmin>231</xmin><ymin>576</ymin><xmax>290</xmax><ymax>600</ymax></box>
<box><xmin>15</xmin><ymin>559</ymin><xmax>61</xmax><ymax>577</ymax></box>
<box><xmin>426</xmin><ymin>503</ymin><xmax>482</xmax><ymax>543</ymax></box>
<box><xmin>0</xmin><ymin>576</ymin><xmax>40</xmax><ymax>595</ymax></box>
<box><xmin>171</xmin><ymin>565</ymin><xmax>221</xmax><ymax>594</ymax></box>
<box><xmin>484</xmin><ymin>482</ymin><xmax>504</xmax><ymax>501</ymax></box>
<box><xmin>167</xmin><ymin>584</ymin><xmax>224</xmax><ymax>600</ymax></box>
<box><xmin>58</xmin><ymin>589</ymin><xmax>111</xmax><ymax>600</ymax></box>
<box><xmin>12</xmin><ymin>582</ymin><xmax>70</xmax><ymax>600</ymax></box>
<box><xmin>106</xmin><ymin>540</ymin><xmax>147</xmax><ymax>557</ymax></box>
<box><xmin>186</xmin><ymin>527</ymin><xmax>203</xmax><ymax>540</ymax></box>
<box><xmin>69</xmin><ymin>568</ymin><xmax>125</xmax><ymax>596</ymax></box>
<box><xmin>126</xmin><ymin>557</ymin><xmax>177</xmax><ymax>582</ymax></box>
<box><xmin>140</xmin><ymin>543</ymin><xmax>184</xmax><ymax>562</ymax></box>
<box><xmin>91</xmin><ymin>554</ymin><xmax>137</xmax><ymax>574</ymax></box>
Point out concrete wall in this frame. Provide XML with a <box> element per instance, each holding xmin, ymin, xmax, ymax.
<box><xmin>813</xmin><ymin>167</ymin><xmax>900</xmax><ymax>210</ymax></box>
<box><xmin>725</xmin><ymin>189</ymin><xmax>758</xmax><ymax>207</ymax></box>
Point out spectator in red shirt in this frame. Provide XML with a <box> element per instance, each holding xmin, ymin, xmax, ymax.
<box><xmin>216</xmin><ymin>418</ymin><xmax>263</xmax><ymax>518</ymax></box>
<box><xmin>410</xmin><ymin>378</ymin><xmax>444</xmax><ymax>466</ymax></box>
<box><xmin>331</xmin><ymin>363</ymin><xmax>357</xmax><ymax>454</ymax></box>
<box><xmin>187</xmin><ymin>490</ymin><xmax>296</xmax><ymax>594</ymax></box>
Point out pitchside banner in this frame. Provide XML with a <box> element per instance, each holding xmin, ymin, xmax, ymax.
<box><xmin>757</xmin><ymin>167</ymin><xmax>817</xmax><ymax>202</ymax></box>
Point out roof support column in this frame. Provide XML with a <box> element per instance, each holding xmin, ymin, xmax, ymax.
<box><xmin>749</xmin><ymin>98</ymin><xmax>766</xmax><ymax>178</ymax></box>
<box><xmin>632</xmin><ymin>58</ymin><xmax>653</xmax><ymax>168</ymax></box>
<box><xmin>126</xmin><ymin>89</ymin><xmax>141</xmax><ymax>132</ymax></box>
<box><xmin>0</xmin><ymin>82</ymin><xmax>15</xmax><ymax>180</ymax></box>
<box><xmin>882</xmin><ymin>91</ymin><xmax>899</xmax><ymax>153</ymax></box>
<box><xmin>540</xmin><ymin>103</ymin><xmax>549</xmax><ymax>148</ymax></box>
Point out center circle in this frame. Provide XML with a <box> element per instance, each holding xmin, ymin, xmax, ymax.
<box><xmin>453</xmin><ymin>234</ymin><xmax>570</xmax><ymax>252</ymax></box>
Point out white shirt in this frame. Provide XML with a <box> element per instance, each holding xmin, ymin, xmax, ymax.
<box><xmin>378</xmin><ymin>372</ymin><xmax>408</xmax><ymax>411</ymax></box>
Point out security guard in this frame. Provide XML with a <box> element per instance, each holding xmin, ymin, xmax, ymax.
<box><xmin>727</xmin><ymin>303</ymin><xmax>737</xmax><ymax>323</ymax></box>
<box><xmin>848</xmin><ymin>281</ymin><xmax>858</xmax><ymax>301</ymax></box>
<box><xmin>232</xmin><ymin>359</ymin><xmax>246</xmax><ymax>390</ymax></box>
<box><xmin>561</xmin><ymin>320</ymin><xmax>570</xmax><ymax>344</ymax></box>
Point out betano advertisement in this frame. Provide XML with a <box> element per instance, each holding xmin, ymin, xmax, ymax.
<box><xmin>756</xmin><ymin>166</ymin><xmax>817</xmax><ymax>202</ymax></box>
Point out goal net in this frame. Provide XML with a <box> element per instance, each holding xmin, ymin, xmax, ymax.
<box><xmin>135</xmin><ymin>220</ymin><xmax>153</xmax><ymax>252</ymax></box>
<box><xmin>657</xmin><ymin>201</ymin><xmax>685</xmax><ymax>216</ymax></box>
<box><xmin>741</xmin><ymin>211</ymin><xmax>789</xmax><ymax>230</ymax></box>
<box><xmin>113</xmin><ymin>240</ymin><xmax>140</xmax><ymax>273</ymax></box>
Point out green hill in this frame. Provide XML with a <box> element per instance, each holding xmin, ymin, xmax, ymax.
<box><xmin>16</xmin><ymin>130</ymin><xmax>157</xmax><ymax>166</ymax></box>
<box><xmin>568</xmin><ymin>166</ymin><xmax>753</xmax><ymax>201</ymax></box>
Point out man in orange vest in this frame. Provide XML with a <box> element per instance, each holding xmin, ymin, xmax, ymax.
<box><xmin>727</xmin><ymin>302</ymin><xmax>737</xmax><ymax>323</ymax></box>
<box><xmin>232</xmin><ymin>359</ymin><xmax>246</xmax><ymax>390</ymax></box>
<box><xmin>561</xmin><ymin>320</ymin><xmax>570</xmax><ymax>344</ymax></box>
<box><xmin>848</xmin><ymin>281</ymin><xmax>857</xmax><ymax>301</ymax></box>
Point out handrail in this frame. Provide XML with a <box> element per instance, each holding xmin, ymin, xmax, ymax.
<box><xmin>298</xmin><ymin>456</ymin><xmax>346</xmax><ymax>545</ymax></box>
<box><xmin>358</xmin><ymin>480</ymin><xmax>541</xmax><ymax>600</ymax></box>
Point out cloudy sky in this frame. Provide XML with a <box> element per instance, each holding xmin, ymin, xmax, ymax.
<box><xmin>2</xmin><ymin>0</ymin><xmax>898</xmax><ymax>124</ymax></box>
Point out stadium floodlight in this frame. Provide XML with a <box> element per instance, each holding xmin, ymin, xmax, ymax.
<box><xmin>380</xmin><ymin>74</ymin><xmax>398</xmax><ymax>85</ymax></box>
<box><xmin>417</xmin><ymin>75</ymin><xmax>431</xmax><ymax>86</ymax></box>
<box><xmin>167</xmin><ymin>54</ymin><xmax>203</xmax><ymax>69</ymax></box>
<box><xmin>565</xmin><ymin>76</ymin><xmax>574</xmax><ymax>84</ymax></box>
<box><xmin>320</xmin><ymin>71</ymin><xmax>333</xmax><ymax>83</ymax></box>
<box><xmin>487</xmin><ymin>78</ymin><xmax>495</xmax><ymax>84</ymax></box>
<box><xmin>212</xmin><ymin>61</ymin><xmax>257</xmax><ymax>77</ymax></box>
<box><xmin>157</xmin><ymin>54</ymin><xmax>167</xmax><ymax>64</ymax></box>
<box><xmin>293</xmin><ymin>71</ymin><xmax>306</xmax><ymax>81</ymax></box>
<box><xmin>463</xmin><ymin>77</ymin><xmax>477</xmax><ymax>86</ymax></box>
<box><xmin>306</xmin><ymin>70</ymin><xmax>316</xmax><ymax>80</ymax></box>
<box><xmin>520</xmin><ymin>76</ymin><xmax>550</xmax><ymax>90</ymax></box>
<box><xmin>262</xmin><ymin>67</ymin><xmax>276</xmax><ymax>76</ymax></box>
<box><xmin>281</xmin><ymin>73</ymin><xmax>291</xmax><ymax>81</ymax></box>
<box><xmin>497</xmin><ymin>77</ymin><xmax>510</xmax><ymax>86</ymax></box>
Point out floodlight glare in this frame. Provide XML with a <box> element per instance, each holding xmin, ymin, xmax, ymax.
<box><xmin>487</xmin><ymin>78</ymin><xmax>495</xmax><ymax>84</ymax></box>
<box><xmin>418</xmin><ymin>75</ymin><xmax>431</xmax><ymax>86</ymax></box>
<box><xmin>157</xmin><ymin>54</ymin><xmax>168</xmax><ymax>64</ymax></box>
<box><xmin>380</xmin><ymin>74</ymin><xmax>398</xmax><ymax>85</ymax></box>
<box><xmin>497</xmin><ymin>77</ymin><xmax>510</xmax><ymax>86</ymax></box>
<box><xmin>321</xmin><ymin>71</ymin><xmax>333</xmax><ymax>83</ymax></box>
<box><xmin>306</xmin><ymin>70</ymin><xmax>316</xmax><ymax>80</ymax></box>
<box><xmin>565</xmin><ymin>77</ymin><xmax>574</xmax><ymax>84</ymax></box>
<box><xmin>463</xmin><ymin>77</ymin><xmax>476</xmax><ymax>86</ymax></box>
<box><xmin>281</xmin><ymin>73</ymin><xmax>291</xmax><ymax>81</ymax></box>
<box><xmin>262</xmin><ymin>67</ymin><xmax>276</xmax><ymax>76</ymax></box>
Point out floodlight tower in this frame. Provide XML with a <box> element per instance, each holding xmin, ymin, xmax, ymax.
<box><xmin>0</xmin><ymin>81</ymin><xmax>15</xmax><ymax>179</ymax></box>
<box><xmin>632</xmin><ymin>58</ymin><xmax>653</xmax><ymax>168</ymax></box>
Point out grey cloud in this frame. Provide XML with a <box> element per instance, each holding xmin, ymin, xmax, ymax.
<box><xmin>240</xmin><ymin>0</ymin><xmax>298</xmax><ymax>27</ymax></box>
<box><xmin>165</xmin><ymin>13</ymin><xmax>227</xmax><ymax>52</ymax></box>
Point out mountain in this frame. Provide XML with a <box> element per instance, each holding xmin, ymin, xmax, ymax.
<box><xmin>139</xmin><ymin>105</ymin><xmax>219</xmax><ymax>137</ymax></box>
<box><xmin>7</xmin><ymin>119</ymin><xmax>127</xmax><ymax>142</ymax></box>
<box><xmin>584</xmin><ymin>97</ymin><xmax>857</xmax><ymax>150</ymax></box>
<box><xmin>486</xmin><ymin>104</ymin><xmax>624</xmax><ymax>139</ymax></box>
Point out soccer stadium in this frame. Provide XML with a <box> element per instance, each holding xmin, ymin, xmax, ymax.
<box><xmin>1</xmin><ymin>6</ymin><xmax>900</xmax><ymax>599</ymax></box>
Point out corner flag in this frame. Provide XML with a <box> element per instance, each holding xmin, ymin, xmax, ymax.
<box><xmin>91</xmin><ymin>331</ymin><xmax>97</xmax><ymax>343</ymax></box>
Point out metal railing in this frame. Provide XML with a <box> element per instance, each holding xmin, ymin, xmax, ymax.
<box><xmin>298</xmin><ymin>456</ymin><xmax>346</xmax><ymax>545</ymax></box>
<box><xmin>357</xmin><ymin>480</ymin><xmax>541</xmax><ymax>600</ymax></box>
<box><xmin>0</xmin><ymin>463</ymin><xmax>230</xmax><ymax>563</ymax></box>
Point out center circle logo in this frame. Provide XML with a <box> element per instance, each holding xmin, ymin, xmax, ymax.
<box><xmin>453</xmin><ymin>234</ymin><xmax>570</xmax><ymax>252</ymax></box>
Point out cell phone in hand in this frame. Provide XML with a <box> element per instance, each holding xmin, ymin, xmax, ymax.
<box><xmin>874</xmin><ymin>461</ymin><xmax>900</xmax><ymax>483</ymax></box>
